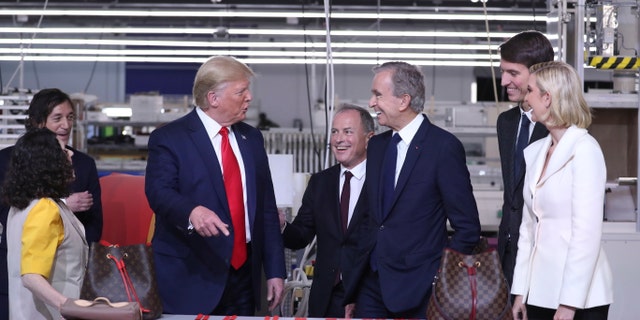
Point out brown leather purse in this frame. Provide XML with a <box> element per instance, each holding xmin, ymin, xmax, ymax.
<box><xmin>80</xmin><ymin>241</ymin><xmax>162</xmax><ymax>319</ymax></box>
<box><xmin>61</xmin><ymin>297</ymin><xmax>142</xmax><ymax>320</ymax></box>
<box><xmin>427</xmin><ymin>240</ymin><xmax>513</xmax><ymax>320</ymax></box>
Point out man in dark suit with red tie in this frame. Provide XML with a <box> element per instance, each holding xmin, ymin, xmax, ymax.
<box><xmin>496</xmin><ymin>30</ymin><xmax>553</xmax><ymax>288</ymax></box>
<box><xmin>345</xmin><ymin>61</ymin><xmax>481</xmax><ymax>318</ymax></box>
<box><xmin>145</xmin><ymin>56</ymin><xmax>285</xmax><ymax>316</ymax></box>
<box><xmin>279</xmin><ymin>104</ymin><xmax>374</xmax><ymax>317</ymax></box>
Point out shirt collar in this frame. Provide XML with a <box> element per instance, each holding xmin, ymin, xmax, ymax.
<box><xmin>521</xmin><ymin>109</ymin><xmax>534</xmax><ymax>123</ymax></box>
<box><xmin>341</xmin><ymin>159</ymin><xmax>366</xmax><ymax>180</ymax></box>
<box><xmin>196</xmin><ymin>107</ymin><xmax>224</xmax><ymax>138</ymax></box>
<box><xmin>394</xmin><ymin>113</ymin><xmax>424</xmax><ymax>145</ymax></box>
<box><xmin>518</xmin><ymin>103</ymin><xmax>534</xmax><ymax>123</ymax></box>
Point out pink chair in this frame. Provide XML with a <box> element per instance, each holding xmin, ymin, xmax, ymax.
<box><xmin>99</xmin><ymin>173</ymin><xmax>155</xmax><ymax>245</ymax></box>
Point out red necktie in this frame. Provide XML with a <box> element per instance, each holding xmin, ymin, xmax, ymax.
<box><xmin>340</xmin><ymin>171</ymin><xmax>353</xmax><ymax>234</ymax></box>
<box><xmin>220</xmin><ymin>127</ymin><xmax>247</xmax><ymax>269</ymax></box>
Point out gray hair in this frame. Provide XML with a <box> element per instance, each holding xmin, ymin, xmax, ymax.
<box><xmin>336</xmin><ymin>103</ymin><xmax>375</xmax><ymax>133</ymax></box>
<box><xmin>373</xmin><ymin>61</ymin><xmax>426</xmax><ymax>113</ymax></box>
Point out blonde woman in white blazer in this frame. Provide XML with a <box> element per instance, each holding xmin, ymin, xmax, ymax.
<box><xmin>511</xmin><ymin>61</ymin><xmax>613</xmax><ymax>320</ymax></box>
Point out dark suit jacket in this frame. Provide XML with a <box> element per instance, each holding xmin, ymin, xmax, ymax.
<box><xmin>354</xmin><ymin>115</ymin><xmax>481</xmax><ymax>313</ymax></box>
<box><xmin>145</xmin><ymin>109</ymin><xmax>286</xmax><ymax>315</ymax></box>
<box><xmin>496</xmin><ymin>107</ymin><xmax>548</xmax><ymax>286</ymax></box>
<box><xmin>0</xmin><ymin>145</ymin><xmax>102</xmax><ymax>320</ymax></box>
<box><xmin>66</xmin><ymin>146</ymin><xmax>103</xmax><ymax>243</ymax></box>
<box><xmin>282</xmin><ymin>164</ymin><xmax>369</xmax><ymax>317</ymax></box>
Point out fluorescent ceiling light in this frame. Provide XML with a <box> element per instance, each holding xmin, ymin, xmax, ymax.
<box><xmin>0</xmin><ymin>9</ymin><xmax>544</xmax><ymax>22</ymax></box>
<box><xmin>0</xmin><ymin>38</ymin><xmax>502</xmax><ymax>51</ymax></box>
<box><xmin>0</xmin><ymin>27</ymin><xmax>516</xmax><ymax>38</ymax></box>
<box><xmin>0</xmin><ymin>7</ymin><xmax>554</xmax><ymax>68</ymax></box>
<box><xmin>1</xmin><ymin>48</ymin><xmax>501</xmax><ymax>60</ymax></box>
<box><xmin>0</xmin><ymin>55</ymin><xmax>497</xmax><ymax>67</ymax></box>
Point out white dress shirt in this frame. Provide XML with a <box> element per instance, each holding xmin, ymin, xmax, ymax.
<box><xmin>196</xmin><ymin>107</ymin><xmax>251</xmax><ymax>242</ymax></box>
<box><xmin>390</xmin><ymin>114</ymin><xmax>424</xmax><ymax>186</ymax></box>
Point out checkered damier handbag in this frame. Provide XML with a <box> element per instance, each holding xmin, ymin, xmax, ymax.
<box><xmin>427</xmin><ymin>241</ymin><xmax>513</xmax><ymax>320</ymax></box>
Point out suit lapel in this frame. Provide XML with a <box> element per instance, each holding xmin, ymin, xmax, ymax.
<box><xmin>514</xmin><ymin>122</ymin><xmax>549</xmax><ymax>188</ymax></box>
<box><xmin>374</xmin><ymin>131</ymin><xmax>392</xmax><ymax>221</ymax></box>
<box><xmin>531</xmin><ymin>122</ymin><xmax>549</xmax><ymax>143</ymax></box>
<box><xmin>329</xmin><ymin>166</ymin><xmax>343</xmax><ymax>235</ymax></box>
<box><xmin>524</xmin><ymin>135</ymin><xmax>549</xmax><ymax>203</ymax></box>
<box><xmin>502</xmin><ymin>110</ymin><xmax>520</xmax><ymax>196</ymax></box>
<box><xmin>347</xmin><ymin>181</ymin><xmax>367</xmax><ymax>234</ymax></box>
<box><xmin>536</xmin><ymin>126</ymin><xmax>585</xmax><ymax>186</ymax></box>
<box><xmin>186</xmin><ymin>110</ymin><xmax>230</xmax><ymax>218</ymax></box>
<box><xmin>384</xmin><ymin>115</ymin><xmax>430</xmax><ymax>220</ymax></box>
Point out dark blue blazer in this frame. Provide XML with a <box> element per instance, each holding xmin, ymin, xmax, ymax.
<box><xmin>66</xmin><ymin>146</ymin><xmax>103</xmax><ymax>243</ymax></box>
<box><xmin>496</xmin><ymin>107</ymin><xmax>547</xmax><ymax>286</ymax></box>
<box><xmin>145</xmin><ymin>109</ymin><xmax>286</xmax><ymax>315</ymax></box>
<box><xmin>282</xmin><ymin>164</ymin><xmax>369</xmax><ymax>317</ymax></box>
<box><xmin>0</xmin><ymin>145</ymin><xmax>102</xmax><ymax>320</ymax></box>
<box><xmin>359</xmin><ymin>115</ymin><xmax>481</xmax><ymax>312</ymax></box>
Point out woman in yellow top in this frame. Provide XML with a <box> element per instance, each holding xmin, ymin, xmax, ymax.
<box><xmin>3</xmin><ymin>128</ymin><xmax>88</xmax><ymax>319</ymax></box>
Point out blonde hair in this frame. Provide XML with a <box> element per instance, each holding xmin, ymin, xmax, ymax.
<box><xmin>529</xmin><ymin>61</ymin><xmax>592</xmax><ymax>128</ymax></box>
<box><xmin>192</xmin><ymin>56</ymin><xmax>255</xmax><ymax>109</ymax></box>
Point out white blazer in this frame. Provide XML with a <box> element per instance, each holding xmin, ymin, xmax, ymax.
<box><xmin>511</xmin><ymin>125</ymin><xmax>613</xmax><ymax>309</ymax></box>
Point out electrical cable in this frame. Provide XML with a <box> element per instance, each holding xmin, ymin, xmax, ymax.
<box><xmin>31</xmin><ymin>60</ymin><xmax>40</xmax><ymax>90</ymax></box>
<box><xmin>376</xmin><ymin>0</ymin><xmax>381</xmax><ymax>65</ymax></box>
<box><xmin>277</xmin><ymin>237</ymin><xmax>315</xmax><ymax>317</ymax></box>
<box><xmin>322</xmin><ymin>0</ymin><xmax>335</xmax><ymax>170</ymax></box>
<box><xmin>481</xmin><ymin>0</ymin><xmax>500</xmax><ymax>107</ymax></box>
<box><xmin>83</xmin><ymin>56</ymin><xmax>99</xmax><ymax>94</ymax></box>
<box><xmin>5</xmin><ymin>0</ymin><xmax>49</xmax><ymax>91</ymax></box>
<box><xmin>617</xmin><ymin>33</ymin><xmax>639</xmax><ymax>56</ymax></box>
<box><xmin>428</xmin><ymin>15</ymin><xmax>437</xmax><ymax>115</ymax></box>
<box><xmin>531</xmin><ymin>0</ymin><xmax>539</xmax><ymax>30</ymax></box>
<box><xmin>83</xmin><ymin>28</ymin><xmax>105</xmax><ymax>94</ymax></box>
<box><xmin>0</xmin><ymin>62</ymin><xmax>4</xmax><ymax>94</ymax></box>
<box><xmin>300</xmin><ymin>2</ymin><xmax>323</xmax><ymax>173</ymax></box>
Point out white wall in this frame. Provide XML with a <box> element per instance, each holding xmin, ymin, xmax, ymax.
<box><xmin>1</xmin><ymin>61</ymin><xmax>125</xmax><ymax>102</ymax></box>
<box><xmin>601</xmin><ymin>229</ymin><xmax>640</xmax><ymax>319</ymax></box>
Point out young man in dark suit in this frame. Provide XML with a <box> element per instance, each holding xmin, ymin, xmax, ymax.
<box><xmin>145</xmin><ymin>56</ymin><xmax>285</xmax><ymax>316</ymax></box>
<box><xmin>345</xmin><ymin>61</ymin><xmax>481</xmax><ymax>318</ymax></box>
<box><xmin>496</xmin><ymin>30</ymin><xmax>554</xmax><ymax>288</ymax></box>
<box><xmin>279</xmin><ymin>104</ymin><xmax>374</xmax><ymax>317</ymax></box>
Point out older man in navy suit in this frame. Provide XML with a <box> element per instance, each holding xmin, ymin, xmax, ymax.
<box><xmin>145</xmin><ymin>56</ymin><xmax>285</xmax><ymax>316</ymax></box>
<box><xmin>345</xmin><ymin>61</ymin><xmax>481</xmax><ymax>318</ymax></box>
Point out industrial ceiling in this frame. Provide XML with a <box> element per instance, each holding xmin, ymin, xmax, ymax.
<box><xmin>0</xmin><ymin>0</ymin><xmax>551</xmax><ymax>66</ymax></box>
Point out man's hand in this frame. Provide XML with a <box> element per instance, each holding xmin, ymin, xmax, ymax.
<box><xmin>345</xmin><ymin>303</ymin><xmax>356</xmax><ymax>318</ymax></box>
<box><xmin>65</xmin><ymin>191</ymin><xmax>93</xmax><ymax>212</ymax></box>
<box><xmin>278</xmin><ymin>208</ymin><xmax>287</xmax><ymax>231</ymax></box>
<box><xmin>189</xmin><ymin>206</ymin><xmax>230</xmax><ymax>237</ymax></box>
<box><xmin>266</xmin><ymin>277</ymin><xmax>284</xmax><ymax>312</ymax></box>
